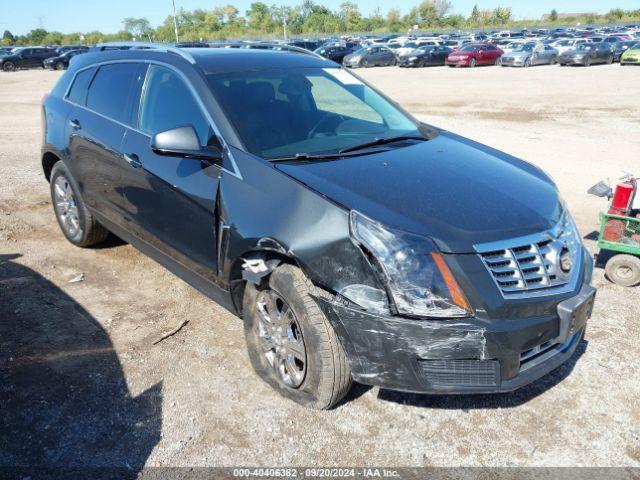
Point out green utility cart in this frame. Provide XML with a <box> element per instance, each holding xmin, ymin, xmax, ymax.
<box><xmin>597</xmin><ymin>213</ymin><xmax>640</xmax><ymax>287</ymax></box>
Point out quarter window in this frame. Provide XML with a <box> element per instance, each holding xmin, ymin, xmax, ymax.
<box><xmin>86</xmin><ymin>63</ymin><xmax>139</xmax><ymax>123</ymax></box>
<box><xmin>67</xmin><ymin>68</ymin><xmax>95</xmax><ymax>105</ymax></box>
<box><xmin>139</xmin><ymin>65</ymin><xmax>214</xmax><ymax>146</ymax></box>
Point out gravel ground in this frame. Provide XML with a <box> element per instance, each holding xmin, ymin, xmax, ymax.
<box><xmin>0</xmin><ymin>64</ymin><xmax>639</xmax><ymax>470</ymax></box>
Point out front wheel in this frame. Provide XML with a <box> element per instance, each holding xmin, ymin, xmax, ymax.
<box><xmin>584</xmin><ymin>57</ymin><xmax>591</xmax><ymax>67</ymax></box>
<box><xmin>469</xmin><ymin>57</ymin><xmax>477</xmax><ymax>68</ymax></box>
<box><xmin>2</xmin><ymin>61</ymin><xmax>16</xmax><ymax>72</ymax></box>
<box><xmin>55</xmin><ymin>62</ymin><xmax>65</xmax><ymax>71</ymax></box>
<box><xmin>243</xmin><ymin>264</ymin><xmax>352</xmax><ymax>409</ymax></box>
<box><xmin>607</xmin><ymin>55</ymin><xmax>614</xmax><ymax>65</ymax></box>
<box><xmin>524</xmin><ymin>58</ymin><xmax>531</xmax><ymax>68</ymax></box>
<box><xmin>605</xmin><ymin>254</ymin><xmax>640</xmax><ymax>287</ymax></box>
<box><xmin>50</xmin><ymin>162</ymin><xmax>109</xmax><ymax>247</ymax></box>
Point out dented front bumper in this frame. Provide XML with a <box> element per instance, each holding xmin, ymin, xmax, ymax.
<box><xmin>314</xmin><ymin>282</ymin><xmax>594</xmax><ymax>394</ymax></box>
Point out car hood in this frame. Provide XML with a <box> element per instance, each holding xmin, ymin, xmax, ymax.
<box><xmin>506</xmin><ymin>51</ymin><xmax>532</xmax><ymax>58</ymax></box>
<box><xmin>275</xmin><ymin>131</ymin><xmax>563</xmax><ymax>253</ymax></box>
<box><xmin>561</xmin><ymin>49</ymin><xmax>590</xmax><ymax>56</ymax></box>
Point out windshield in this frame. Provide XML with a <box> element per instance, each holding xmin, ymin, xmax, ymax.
<box><xmin>513</xmin><ymin>44</ymin><xmax>534</xmax><ymax>52</ymax></box>
<box><xmin>404</xmin><ymin>42</ymin><xmax>417</xmax><ymax>48</ymax></box>
<box><xmin>207</xmin><ymin>67</ymin><xmax>420</xmax><ymax>160</ymax></box>
<box><xmin>576</xmin><ymin>44</ymin><xmax>593</xmax><ymax>51</ymax></box>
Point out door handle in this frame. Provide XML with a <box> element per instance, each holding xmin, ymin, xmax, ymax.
<box><xmin>69</xmin><ymin>119</ymin><xmax>81</xmax><ymax>130</ymax></box>
<box><xmin>124</xmin><ymin>153</ymin><xmax>142</xmax><ymax>169</ymax></box>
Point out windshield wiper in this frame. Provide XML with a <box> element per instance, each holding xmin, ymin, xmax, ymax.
<box><xmin>269</xmin><ymin>149</ymin><xmax>392</xmax><ymax>163</ymax></box>
<box><xmin>338</xmin><ymin>135</ymin><xmax>427</xmax><ymax>154</ymax></box>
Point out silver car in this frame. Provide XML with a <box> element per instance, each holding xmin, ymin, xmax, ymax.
<box><xmin>501</xmin><ymin>43</ymin><xmax>559</xmax><ymax>67</ymax></box>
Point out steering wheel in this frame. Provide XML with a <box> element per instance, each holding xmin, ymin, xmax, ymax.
<box><xmin>307</xmin><ymin>113</ymin><xmax>345</xmax><ymax>139</ymax></box>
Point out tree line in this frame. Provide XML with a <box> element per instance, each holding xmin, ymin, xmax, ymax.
<box><xmin>2</xmin><ymin>1</ymin><xmax>640</xmax><ymax>46</ymax></box>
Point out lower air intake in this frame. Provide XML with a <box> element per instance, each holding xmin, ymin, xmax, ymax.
<box><xmin>418</xmin><ymin>359</ymin><xmax>500</xmax><ymax>387</ymax></box>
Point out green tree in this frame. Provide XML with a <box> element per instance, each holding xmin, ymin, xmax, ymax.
<box><xmin>469</xmin><ymin>4</ymin><xmax>480</xmax><ymax>24</ymax></box>
<box><xmin>339</xmin><ymin>1</ymin><xmax>362</xmax><ymax>31</ymax></box>
<box><xmin>386</xmin><ymin>8</ymin><xmax>403</xmax><ymax>31</ymax></box>
<box><xmin>2</xmin><ymin>30</ymin><xmax>15</xmax><ymax>45</ymax></box>
<box><xmin>122</xmin><ymin>17</ymin><xmax>152</xmax><ymax>41</ymax></box>
<box><xmin>26</xmin><ymin>28</ymin><xmax>48</xmax><ymax>45</ymax></box>
<box><xmin>550</xmin><ymin>9</ymin><xmax>559</xmax><ymax>22</ymax></box>
<box><xmin>42</xmin><ymin>32</ymin><xmax>63</xmax><ymax>45</ymax></box>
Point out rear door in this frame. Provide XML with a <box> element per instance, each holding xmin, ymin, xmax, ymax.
<box><xmin>66</xmin><ymin>62</ymin><xmax>144</xmax><ymax>226</ymax></box>
<box><xmin>118</xmin><ymin>64</ymin><xmax>222</xmax><ymax>280</ymax></box>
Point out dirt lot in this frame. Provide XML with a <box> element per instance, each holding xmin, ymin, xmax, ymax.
<box><xmin>1</xmin><ymin>64</ymin><xmax>639</xmax><ymax>470</ymax></box>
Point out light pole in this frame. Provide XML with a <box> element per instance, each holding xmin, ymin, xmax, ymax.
<box><xmin>172</xmin><ymin>0</ymin><xmax>180</xmax><ymax>43</ymax></box>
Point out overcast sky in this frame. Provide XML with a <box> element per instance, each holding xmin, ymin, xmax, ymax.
<box><xmin>4</xmin><ymin>0</ymin><xmax>638</xmax><ymax>35</ymax></box>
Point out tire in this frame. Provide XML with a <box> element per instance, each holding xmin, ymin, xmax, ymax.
<box><xmin>549</xmin><ymin>56</ymin><xmax>557</xmax><ymax>65</ymax></box>
<box><xmin>605</xmin><ymin>254</ymin><xmax>640</xmax><ymax>287</ymax></box>
<box><xmin>418</xmin><ymin>58</ymin><xmax>425</xmax><ymax>68</ymax></box>
<box><xmin>55</xmin><ymin>62</ymin><xmax>65</xmax><ymax>71</ymax></box>
<box><xmin>361</xmin><ymin>59</ymin><xmax>369</xmax><ymax>68</ymax></box>
<box><xmin>584</xmin><ymin>57</ymin><xmax>591</xmax><ymax>67</ymax></box>
<box><xmin>524</xmin><ymin>57</ymin><xmax>531</xmax><ymax>68</ymax></box>
<box><xmin>243</xmin><ymin>264</ymin><xmax>352</xmax><ymax>409</ymax></box>
<box><xmin>469</xmin><ymin>57</ymin><xmax>477</xmax><ymax>68</ymax></box>
<box><xmin>495</xmin><ymin>57</ymin><xmax>502</xmax><ymax>66</ymax></box>
<box><xmin>607</xmin><ymin>55</ymin><xmax>614</xmax><ymax>65</ymax></box>
<box><xmin>50</xmin><ymin>161</ymin><xmax>109</xmax><ymax>247</ymax></box>
<box><xmin>2</xmin><ymin>61</ymin><xmax>16</xmax><ymax>72</ymax></box>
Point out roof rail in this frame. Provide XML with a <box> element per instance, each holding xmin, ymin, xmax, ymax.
<box><xmin>93</xmin><ymin>42</ymin><xmax>197</xmax><ymax>64</ymax></box>
<box><xmin>211</xmin><ymin>41</ymin><xmax>325</xmax><ymax>60</ymax></box>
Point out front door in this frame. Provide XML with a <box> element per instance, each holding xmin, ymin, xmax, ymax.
<box><xmin>119</xmin><ymin>64</ymin><xmax>221</xmax><ymax>280</ymax></box>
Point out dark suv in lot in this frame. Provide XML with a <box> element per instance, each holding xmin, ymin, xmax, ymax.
<box><xmin>42</xmin><ymin>43</ymin><xmax>596</xmax><ymax>409</ymax></box>
<box><xmin>1</xmin><ymin>47</ymin><xmax>57</xmax><ymax>71</ymax></box>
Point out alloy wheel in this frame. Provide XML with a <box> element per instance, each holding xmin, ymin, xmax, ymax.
<box><xmin>255</xmin><ymin>290</ymin><xmax>307</xmax><ymax>388</ymax></box>
<box><xmin>53</xmin><ymin>175</ymin><xmax>81</xmax><ymax>238</ymax></box>
<box><xmin>2</xmin><ymin>61</ymin><xmax>15</xmax><ymax>72</ymax></box>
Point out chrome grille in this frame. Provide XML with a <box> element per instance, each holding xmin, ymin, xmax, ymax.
<box><xmin>476</xmin><ymin>213</ymin><xmax>581</xmax><ymax>297</ymax></box>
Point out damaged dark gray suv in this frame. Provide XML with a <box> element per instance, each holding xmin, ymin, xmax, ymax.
<box><xmin>41</xmin><ymin>43</ymin><xmax>596</xmax><ymax>409</ymax></box>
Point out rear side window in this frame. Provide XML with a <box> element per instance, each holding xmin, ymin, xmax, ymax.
<box><xmin>67</xmin><ymin>68</ymin><xmax>94</xmax><ymax>105</ymax></box>
<box><xmin>87</xmin><ymin>63</ymin><xmax>139</xmax><ymax>123</ymax></box>
<box><xmin>139</xmin><ymin>65</ymin><xmax>214</xmax><ymax>146</ymax></box>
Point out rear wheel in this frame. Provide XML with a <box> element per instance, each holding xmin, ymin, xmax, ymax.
<box><xmin>469</xmin><ymin>57</ymin><xmax>477</xmax><ymax>68</ymax></box>
<box><xmin>243</xmin><ymin>264</ymin><xmax>352</xmax><ymax>409</ymax></box>
<box><xmin>2</xmin><ymin>61</ymin><xmax>16</xmax><ymax>72</ymax></box>
<box><xmin>605</xmin><ymin>254</ymin><xmax>640</xmax><ymax>287</ymax></box>
<box><xmin>50</xmin><ymin>162</ymin><xmax>109</xmax><ymax>247</ymax></box>
<box><xmin>549</xmin><ymin>56</ymin><xmax>557</xmax><ymax>65</ymax></box>
<box><xmin>55</xmin><ymin>62</ymin><xmax>65</xmax><ymax>70</ymax></box>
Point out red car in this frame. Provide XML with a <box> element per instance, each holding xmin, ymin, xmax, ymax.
<box><xmin>446</xmin><ymin>43</ymin><xmax>504</xmax><ymax>67</ymax></box>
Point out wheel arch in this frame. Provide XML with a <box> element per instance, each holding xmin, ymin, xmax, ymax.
<box><xmin>227</xmin><ymin>240</ymin><xmax>305</xmax><ymax>318</ymax></box>
<box><xmin>42</xmin><ymin>150</ymin><xmax>63</xmax><ymax>182</ymax></box>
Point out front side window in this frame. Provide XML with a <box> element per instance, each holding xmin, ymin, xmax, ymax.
<box><xmin>207</xmin><ymin>68</ymin><xmax>419</xmax><ymax>160</ymax></box>
<box><xmin>139</xmin><ymin>65</ymin><xmax>214</xmax><ymax>146</ymax></box>
<box><xmin>86</xmin><ymin>63</ymin><xmax>139</xmax><ymax>123</ymax></box>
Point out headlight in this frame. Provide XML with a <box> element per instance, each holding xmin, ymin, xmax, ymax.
<box><xmin>351</xmin><ymin>56</ymin><xmax>361</xmax><ymax>61</ymax></box>
<box><xmin>409</xmin><ymin>56</ymin><xmax>418</xmax><ymax>61</ymax></box>
<box><xmin>350</xmin><ymin>211</ymin><xmax>472</xmax><ymax>319</ymax></box>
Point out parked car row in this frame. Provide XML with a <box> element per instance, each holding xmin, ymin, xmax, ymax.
<box><xmin>0</xmin><ymin>45</ymin><xmax>88</xmax><ymax>71</ymax></box>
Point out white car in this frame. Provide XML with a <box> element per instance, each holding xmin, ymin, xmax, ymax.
<box><xmin>395</xmin><ymin>41</ymin><xmax>439</xmax><ymax>57</ymax></box>
<box><xmin>552</xmin><ymin>38</ymin><xmax>592</xmax><ymax>54</ymax></box>
<box><xmin>501</xmin><ymin>41</ymin><xmax>527</xmax><ymax>53</ymax></box>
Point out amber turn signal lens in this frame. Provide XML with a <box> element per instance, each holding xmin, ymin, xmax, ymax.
<box><xmin>431</xmin><ymin>252</ymin><xmax>472</xmax><ymax>313</ymax></box>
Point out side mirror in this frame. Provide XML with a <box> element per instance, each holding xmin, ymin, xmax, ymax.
<box><xmin>150</xmin><ymin>125</ymin><xmax>223</xmax><ymax>164</ymax></box>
